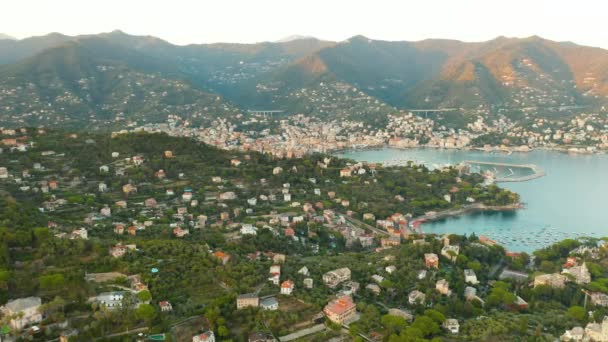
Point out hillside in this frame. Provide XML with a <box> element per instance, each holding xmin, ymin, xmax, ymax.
<box><xmin>0</xmin><ymin>39</ymin><xmax>240</xmax><ymax>129</ymax></box>
<box><xmin>1</xmin><ymin>31</ymin><xmax>608</xmax><ymax>128</ymax></box>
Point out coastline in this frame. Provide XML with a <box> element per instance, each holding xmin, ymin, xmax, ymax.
<box><xmin>330</xmin><ymin>143</ymin><xmax>606</xmax><ymax>156</ymax></box>
<box><xmin>411</xmin><ymin>202</ymin><xmax>524</xmax><ymax>226</ymax></box>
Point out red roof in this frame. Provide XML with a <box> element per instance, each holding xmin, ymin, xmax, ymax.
<box><xmin>325</xmin><ymin>295</ymin><xmax>355</xmax><ymax>315</ymax></box>
<box><xmin>281</xmin><ymin>280</ymin><xmax>294</xmax><ymax>288</ymax></box>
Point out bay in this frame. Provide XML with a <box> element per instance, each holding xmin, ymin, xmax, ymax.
<box><xmin>334</xmin><ymin>147</ymin><xmax>608</xmax><ymax>252</ymax></box>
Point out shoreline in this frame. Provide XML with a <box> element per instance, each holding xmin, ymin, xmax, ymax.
<box><xmin>330</xmin><ymin>143</ymin><xmax>606</xmax><ymax>156</ymax></box>
<box><xmin>411</xmin><ymin>202</ymin><xmax>524</xmax><ymax>226</ymax></box>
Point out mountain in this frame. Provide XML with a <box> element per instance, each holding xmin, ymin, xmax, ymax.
<box><xmin>1</xmin><ymin>31</ymin><xmax>608</xmax><ymax>129</ymax></box>
<box><xmin>0</xmin><ymin>39</ymin><xmax>239</xmax><ymax>129</ymax></box>
<box><xmin>0</xmin><ymin>33</ymin><xmax>15</xmax><ymax>40</ymax></box>
<box><xmin>276</xmin><ymin>35</ymin><xmax>317</xmax><ymax>43</ymax></box>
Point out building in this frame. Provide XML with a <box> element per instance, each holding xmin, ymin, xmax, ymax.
<box><xmin>159</xmin><ymin>301</ymin><xmax>173</xmax><ymax>312</ymax></box>
<box><xmin>408</xmin><ymin>290</ymin><xmax>426</xmax><ymax>305</ymax></box>
<box><xmin>590</xmin><ymin>293</ymin><xmax>608</xmax><ymax>307</ymax></box>
<box><xmin>387</xmin><ymin>308</ymin><xmax>413</xmax><ymax>322</ymax></box>
<box><xmin>562</xmin><ymin>262</ymin><xmax>591</xmax><ymax>284</ymax></box>
<box><xmin>424</xmin><ymin>253</ymin><xmax>439</xmax><ymax>269</ymax></box>
<box><xmin>323</xmin><ymin>268</ymin><xmax>351</xmax><ymax>288</ymax></box>
<box><xmin>464</xmin><ymin>269</ymin><xmax>479</xmax><ymax>284</ymax></box>
<box><xmin>281</xmin><ymin>280</ymin><xmax>295</xmax><ymax>295</ymax></box>
<box><xmin>1</xmin><ymin>297</ymin><xmax>42</xmax><ymax>330</ymax></box>
<box><xmin>260</xmin><ymin>297</ymin><xmax>279</xmax><ymax>311</ymax></box>
<box><xmin>236</xmin><ymin>293</ymin><xmax>259</xmax><ymax>309</ymax></box>
<box><xmin>213</xmin><ymin>251</ymin><xmax>231</xmax><ymax>265</ymax></box>
<box><xmin>324</xmin><ymin>295</ymin><xmax>357</xmax><ymax>325</ymax></box>
<box><xmin>441</xmin><ymin>245</ymin><xmax>460</xmax><ymax>262</ymax></box>
<box><xmin>89</xmin><ymin>292</ymin><xmax>127</xmax><ymax>310</ymax></box>
<box><xmin>193</xmin><ymin>330</ymin><xmax>215</xmax><ymax>342</ymax></box>
<box><xmin>248</xmin><ymin>332</ymin><xmax>277</xmax><ymax>342</ymax></box>
<box><xmin>444</xmin><ymin>319</ymin><xmax>460</xmax><ymax>334</ymax></box>
<box><xmin>436</xmin><ymin>279</ymin><xmax>451</xmax><ymax>296</ymax></box>
<box><xmin>303</xmin><ymin>278</ymin><xmax>314</xmax><ymax>289</ymax></box>
<box><xmin>534</xmin><ymin>273</ymin><xmax>568</xmax><ymax>288</ymax></box>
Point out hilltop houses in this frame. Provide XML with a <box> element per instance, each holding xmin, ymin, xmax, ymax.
<box><xmin>425</xmin><ymin>253</ymin><xmax>439</xmax><ymax>269</ymax></box>
<box><xmin>236</xmin><ymin>293</ymin><xmax>259</xmax><ymax>309</ymax></box>
<box><xmin>280</xmin><ymin>280</ymin><xmax>295</xmax><ymax>295</ymax></box>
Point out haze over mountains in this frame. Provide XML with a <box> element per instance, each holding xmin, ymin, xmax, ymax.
<box><xmin>1</xmin><ymin>30</ymin><xmax>608</xmax><ymax>128</ymax></box>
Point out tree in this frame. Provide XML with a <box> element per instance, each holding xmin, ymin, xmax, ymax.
<box><xmin>137</xmin><ymin>290</ymin><xmax>152</xmax><ymax>302</ymax></box>
<box><xmin>135</xmin><ymin>304</ymin><xmax>156</xmax><ymax>324</ymax></box>
<box><xmin>381</xmin><ymin>314</ymin><xmax>408</xmax><ymax>335</ymax></box>
<box><xmin>567</xmin><ymin>306</ymin><xmax>587</xmax><ymax>322</ymax></box>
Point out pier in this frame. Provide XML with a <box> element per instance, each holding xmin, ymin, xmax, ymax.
<box><xmin>463</xmin><ymin>160</ymin><xmax>545</xmax><ymax>182</ymax></box>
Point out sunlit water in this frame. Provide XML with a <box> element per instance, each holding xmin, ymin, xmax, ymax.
<box><xmin>334</xmin><ymin>147</ymin><xmax>608</xmax><ymax>252</ymax></box>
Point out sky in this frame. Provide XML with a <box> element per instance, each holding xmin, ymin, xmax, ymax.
<box><xmin>3</xmin><ymin>0</ymin><xmax>608</xmax><ymax>48</ymax></box>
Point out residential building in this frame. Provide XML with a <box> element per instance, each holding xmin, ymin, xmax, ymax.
<box><xmin>324</xmin><ymin>295</ymin><xmax>357</xmax><ymax>325</ymax></box>
<box><xmin>236</xmin><ymin>294</ymin><xmax>259</xmax><ymax>309</ymax></box>
<box><xmin>159</xmin><ymin>301</ymin><xmax>172</xmax><ymax>312</ymax></box>
<box><xmin>303</xmin><ymin>278</ymin><xmax>314</xmax><ymax>289</ymax></box>
<box><xmin>408</xmin><ymin>290</ymin><xmax>426</xmax><ymax>305</ymax></box>
<box><xmin>89</xmin><ymin>292</ymin><xmax>127</xmax><ymax>310</ymax></box>
<box><xmin>193</xmin><ymin>330</ymin><xmax>215</xmax><ymax>342</ymax></box>
<box><xmin>441</xmin><ymin>245</ymin><xmax>460</xmax><ymax>262</ymax></box>
<box><xmin>464</xmin><ymin>269</ymin><xmax>479</xmax><ymax>284</ymax></box>
<box><xmin>260</xmin><ymin>297</ymin><xmax>279</xmax><ymax>311</ymax></box>
<box><xmin>444</xmin><ymin>319</ymin><xmax>460</xmax><ymax>334</ymax></box>
<box><xmin>590</xmin><ymin>293</ymin><xmax>608</xmax><ymax>307</ymax></box>
<box><xmin>281</xmin><ymin>280</ymin><xmax>294</xmax><ymax>295</ymax></box>
<box><xmin>323</xmin><ymin>268</ymin><xmax>351</xmax><ymax>288</ymax></box>
<box><xmin>562</xmin><ymin>262</ymin><xmax>591</xmax><ymax>284</ymax></box>
<box><xmin>1</xmin><ymin>297</ymin><xmax>42</xmax><ymax>330</ymax></box>
<box><xmin>436</xmin><ymin>279</ymin><xmax>451</xmax><ymax>296</ymax></box>
<box><xmin>424</xmin><ymin>253</ymin><xmax>439</xmax><ymax>269</ymax></box>
<box><xmin>534</xmin><ymin>273</ymin><xmax>568</xmax><ymax>288</ymax></box>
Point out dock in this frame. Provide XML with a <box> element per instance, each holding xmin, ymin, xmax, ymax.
<box><xmin>463</xmin><ymin>160</ymin><xmax>545</xmax><ymax>182</ymax></box>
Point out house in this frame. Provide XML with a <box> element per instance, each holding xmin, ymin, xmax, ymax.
<box><xmin>339</xmin><ymin>168</ymin><xmax>352</xmax><ymax>177</ymax></box>
<box><xmin>590</xmin><ymin>292</ymin><xmax>608</xmax><ymax>307</ymax></box>
<box><xmin>371</xmin><ymin>274</ymin><xmax>384</xmax><ymax>284</ymax></box>
<box><xmin>387</xmin><ymin>308</ymin><xmax>413</xmax><ymax>322</ymax></box>
<box><xmin>436</xmin><ymin>279</ymin><xmax>451</xmax><ymax>296</ymax></box>
<box><xmin>114</xmin><ymin>225</ymin><xmax>125</xmax><ymax>235</ymax></box>
<box><xmin>298</xmin><ymin>266</ymin><xmax>309</xmax><ymax>276</ymax></box>
<box><xmin>248</xmin><ymin>332</ymin><xmax>277</xmax><ymax>342</ymax></box>
<box><xmin>144</xmin><ymin>198</ymin><xmax>157</xmax><ymax>208</ymax></box>
<box><xmin>70</xmin><ymin>228</ymin><xmax>88</xmax><ymax>240</ymax></box>
<box><xmin>89</xmin><ymin>292</ymin><xmax>128</xmax><ymax>310</ymax></box>
<box><xmin>324</xmin><ymin>295</ymin><xmax>357</xmax><ymax>325</ymax></box>
<box><xmin>213</xmin><ymin>251</ymin><xmax>231</xmax><ymax>265</ymax></box>
<box><xmin>219</xmin><ymin>192</ymin><xmax>237</xmax><ymax>200</ymax></box>
<box><xmin>164</xmin><ymin>150</ymin><xmax>173</xmax><ymax>158</ymax></box>
<box><xmin>441</xmin><ymin>245</ymin><xmax>460</xmax><ymax>262</ymax></box>
<box><xmin>182</xmin><ymin>192</ymin><xmax>193</xmax><ymax>202</ymax></box>
<box><xmin>269</xmin><ymin>265</ymin><xmax>281</xmax><ymax>285</ymax></box>
<box><xmin>100</xmin><ymin>207</ymin><xmax>111</xmax><ymax>217</ymax></box>
<box><xmin>159</xmin><ymin>301</ymin><xmax>172</xmax><ymax>312</ymax></box>
<box><xmin>122</xmin><ymin>184</ymin><xmax>137</xmax><ymax>194</ymax></box>
<box><xmin>385</xmin><ymin>266</ymin><xmax>397</xmax><ymax>274</ymax></box>
<box><xmin>109</xmin><ymin>244</ymin><xmax>134</xmax><ymax>258</ymax></box>
<box><xmin>173</xmin><ymin>227</ymin><xmax>190</xmax><ymax>238</ymax></box>
<box><xmin>99</xmin><ymin>165</ymin><xmax>109</xmax><ymax>173</ymax></box>
<box><xmin>0</xmin><ymin>167</ymin><xmax>8</xmax><ymax>179</ymax></box>
<box><xmin>1</xmin><ymin>297</ymin><xmax>42</xmax><ymax>330</ymax></box>
<box><xmin>281</xmin><ymin>280</ymin><xmax>294</xmax><ymax>295</ymax></box>
<box><xmin>561</xmin><ymin>326</ymin><xmax>585</xmax><ymax>341</ymax></box>
<box><xmin>464</xmin><ymin>269</ymin><xmax>479</xmax><ymax>284</ymax></box>
<box><xmin>98</xmin><ymin>182</ymin><xmax>107</xmax><ymax>192</ymax></box>
<box><xmin>193</xmin><ymin>330</ymin><xmax>215</xmax><ymax>342</ymax></box>
<box><xmin>128</xmin><ymin>226</ymin><xmax>137</xmax><ymax>235</ymax></box>
<box><xmin>211</xmin><ymin>176</ymin><xmax>222</xmax><ymax>183</ymax></box>
<box><xmin>231</xmin><ymin>159</ymin><xmax>241</xmax><ymax>167</ymax></box>
<box><xmin>381</xmin><ymin>236</ymin><xmax>401</xmax><ymax>248</ymax></box>
<box><xmin>155</xmin><ymin>169</ymin><xmax>166</xmax><ymax>179</ymax></box>
<box><xmin>272</xmin><ymin>167</ymin><xmax>283</xmax><ymax>175</ymax></box>
<box><xmin>366</xmin><ymin>284</ymin><xmax>381</xmax><ymax>295</ymax></box>
<box><xmin>241</xmin><ymin>224</ymin><xmax>257</xmax><ymax>235</ymax></box>
<box><xmin>283</xmin><ymin>193</ymin><xmax>292</xmax><ymax>202</ymax></box>
<box><xmin>236</xmin><ymin>293</ymin><xmax>259</xmax><ymax>309</ymax></box>
<box><xmin>273</xmin><ymin>254</ymin><xmax>286</xmax><ymax>264</ymax></box>
<box><xmin>424</xmin><ymin>253</ymin><xmax>439</xmax><ymax>269</ymax></box>
<box><xmin>443</xmin><ymin>319</ymin><xmax>460</xmax><ymax>334</ymax></box>
<box><xmin>408</xmin><ymin>290</ymin><xmax>426</xmax><ymax>305</ymax></box>
<box><xmin>562</xmin><ymin>262</ymin><xmax>591</xmax><ymax>284</ymax></box>
<box><xmin>323</xmin><ymin>268</ymin><xmax>351</xmax><ymax>288</ymax></box>
<box><xmin>534</xmin><ymin>273</ymin><xmax>568</xmax><ymax>288</ymax></box>
<box><xmin>303</xmin><ymin>278</ymin><xmax>314</xmax><ymax>289</ymax></box>
<box><xmin>260</xmin><ymin>297</ymin><xmax>279</xmax><ymax>311</ymax></box>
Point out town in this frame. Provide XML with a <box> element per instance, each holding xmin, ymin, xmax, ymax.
<box><xmin>0</xmin><ymin>127</ymin><xmax>606</xmax><ymax>341</ymax></box>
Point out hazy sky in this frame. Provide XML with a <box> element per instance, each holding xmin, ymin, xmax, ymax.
<box><xmin>3</xmin><ymin>0</ymin><xmax>608</xmax><ymax>48</ymax></box>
